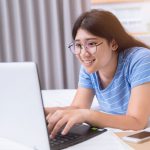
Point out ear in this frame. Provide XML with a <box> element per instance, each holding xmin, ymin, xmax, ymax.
<box><xmin>111</xmin><ymin>39</ymin><xmax>118</xmax><ymax>51</ymax></box>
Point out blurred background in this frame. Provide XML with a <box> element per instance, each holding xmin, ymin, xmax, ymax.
<box><xmin>0</xmin><ymin>0</ymin><xmax>150</xmax><ymax>90</ymax></box>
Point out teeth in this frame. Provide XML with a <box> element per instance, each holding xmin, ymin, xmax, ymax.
<box><xmin>83</xmin><ymin>60</ymin><xmax>94</xmax><ymax>64</ymax></box>
<box><xmin>85</xmin><ymin>60</ymin><xmax>92</xmax><ymax>63</ymax></box>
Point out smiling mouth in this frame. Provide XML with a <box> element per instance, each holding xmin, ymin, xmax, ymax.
<box><xmin>82</xmin><ymin>59</ymin><xmax>96</xmax><ymax>65</ymax></box>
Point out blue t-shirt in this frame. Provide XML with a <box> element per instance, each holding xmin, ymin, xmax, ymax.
<box><xmin>78</xmin><ymin>47</ymin><xmax>150</xmax><ymax>115</ymax></box>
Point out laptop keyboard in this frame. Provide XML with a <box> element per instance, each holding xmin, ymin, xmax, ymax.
<box><xmin>50</xmin><ymin>132</ymin><xmax>80</xmax><ymax>149</ymax></box>
<box><xmin>50</xmin><ymin>125</ymin><xmax>107</xmax><ymax>150</ymax></box>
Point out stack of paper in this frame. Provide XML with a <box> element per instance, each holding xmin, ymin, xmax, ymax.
<box><xmin>0</xmin><ymin>137</ymin><xmax>34</xmax><ymax>150</ymax></box>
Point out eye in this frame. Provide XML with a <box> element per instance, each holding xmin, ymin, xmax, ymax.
<box><xmin>87</xmin><ymin>42</ymin><xmax>96</xmax><ymax>47</ymax></box>
<box><xmin>75</xmin><ymin>43</ymin><xmax>82</xmax><ymax>48</ymax></box>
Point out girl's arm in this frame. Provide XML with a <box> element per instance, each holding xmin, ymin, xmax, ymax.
<box><xmin>47</xmin><ymin>83</ymin><xmax>150</xmax><ymax>138</ymax></box>
<box><xmin>85</xmin><ymin>82</ymin><xmax>150</xmax><ymax>130</ymax></box>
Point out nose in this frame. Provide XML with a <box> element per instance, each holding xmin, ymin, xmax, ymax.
<box><xmin>80</xmin><ymin>45</ymin><xmax>87</xmax><ymax>53</ymax></box>
<box><xmin>80</xmin><ymin>46</ymin><xmax>91</xmax><ymax>57</ymax></box>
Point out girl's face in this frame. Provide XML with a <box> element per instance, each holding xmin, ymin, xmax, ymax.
<box><xmin>75</xmin><ymin>28</ymin><xmax>118</xmax><ymax>74</ymax></box>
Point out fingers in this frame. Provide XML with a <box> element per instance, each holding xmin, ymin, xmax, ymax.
<box><xmin>50</xmin><ymin>117</ymin><xmax>68</xmax><ymax>138</ymax></box>
<box><xmin>44</xmin><ymin>107</ymin><xmax>60</xmax><ymax>116</ymax></box>
<box><xmin>47</xmin><ymin>110</ymin><xmax>63</xmax><ymax>133</ymax></box>
<box><xmin>61</xmin><ymin>120</ymin><xmax>75</xmax><ymax>135</ymax></box>
<box><xmin>46</xmin><ymin>109</ymin><xmax>85</xmax><ymax>139</ymax></box>
<box><xmin>46</xmin><ymin>113</ymin><xmax>53</xmax><ymax>124</ymax></box>
<box><xmin>47</xmin><ymin>110</ymin><xmax>74</xmax><ymax>138</ymax></box>
<box><xmin>44</xmin><ymin>107</ymin><xmax>55</xmax><ymax>116</ymax></box>
<box><xmin>50</xmin><ymin>117</ymin><xmax>76</xmax><ymax>138</ymax></box>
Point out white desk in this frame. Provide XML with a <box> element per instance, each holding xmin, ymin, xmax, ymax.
<box><xmin>42</xmin><ymin>89</ymin><xmax>100</xmax><ymax>110</ymax></box>
<box><xmin>41</xmin><ymin>89</ymin><xmax>150</xmax><ymax>150</ymax></box>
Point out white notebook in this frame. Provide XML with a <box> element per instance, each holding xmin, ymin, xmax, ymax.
<box><xmin>0</xmin><ymin>137</ymin><xmax>34</xmax><ymax>150</ymax></box>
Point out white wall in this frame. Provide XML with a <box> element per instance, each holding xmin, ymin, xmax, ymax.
<box><xmin>92</xmin><ymin>1</ymin><xmax>150</xmax><ymax>46</ymax></box>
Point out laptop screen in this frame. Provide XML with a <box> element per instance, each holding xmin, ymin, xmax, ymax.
<box><xmin>0</xmin><ymin>62</ymin><xmax>50</xmax><ymax>150</ymax></box>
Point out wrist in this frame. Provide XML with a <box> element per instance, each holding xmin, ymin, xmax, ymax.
<box><xmin>81</xmin><ymin>109</ymin><xmax>91</xmax><ymax>123</ymax></box>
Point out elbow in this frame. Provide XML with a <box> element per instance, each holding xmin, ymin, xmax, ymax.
<box><xmin>132</xmin><ymin>125</ymin><xmax>146</xmax><ymax>131</ymax></box>
<box><xmin>123</xmin><ymin>115</ymin><xmax>148</xmax><ymax>131</ymax></box>
<box><xmin>134</xmin><ymin>122</ymin><xmax>147</xmax><ymax>131</ymax></box>
<box><xmin>129</xmin><ymin>118</ymin><xmax>148</xmax><ymax>131</ymax></box>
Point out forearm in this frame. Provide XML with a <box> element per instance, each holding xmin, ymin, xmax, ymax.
<box><xmin>44</xmin><ymin>106</ymin><xmax>79</xmax><ymax>116</ymax></box>
<box><xmin>55</xmin><ymin>106</ymin><xmax>80</xmax><ymax>110</ymax></box>
<box><xmin>85</xmin><ymin>109</ymin><xmax>147</xmax><ymax>130</ymax></box>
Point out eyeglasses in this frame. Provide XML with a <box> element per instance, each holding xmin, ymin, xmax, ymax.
<box><xmin>68</xmin><ymin>41</ymin><xmax>103</xmax><ymax>55</ymax></box>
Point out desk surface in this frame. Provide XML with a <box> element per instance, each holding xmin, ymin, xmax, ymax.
<box><xmin>42</xmin><ymin>89</ymin><xmax>150</xmax><ymax>150</ymax></box>
<box><xmin>117</xmin><ymin>132</ymin><xmax>150</xmax><ymax>150</ymax></box>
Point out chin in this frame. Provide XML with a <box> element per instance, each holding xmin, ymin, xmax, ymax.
<box><xmin>85</xmin><ymin>67</ymin><xmax>96</xmax><ymax>74</ymax></box>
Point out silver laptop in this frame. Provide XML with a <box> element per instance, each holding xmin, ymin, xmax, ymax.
<box><xmin>0</xmin><ymin>62</ymin><xmax>106</xmax><ymax>150</ymax></box>
<box><xmin>0</xmin><ymin>62</ymin><xmax>50</xmax><ymax>150</ymax></box>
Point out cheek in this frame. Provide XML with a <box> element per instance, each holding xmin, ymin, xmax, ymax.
<box><xmin>75</xmin><ymin>55</ymin><xmax>82</xmax><ymax>63</ymax></box>
<box><xmin>96</xmin><ymin>50</ymin><xmax>112</xmax><ymax>66</ymax></box>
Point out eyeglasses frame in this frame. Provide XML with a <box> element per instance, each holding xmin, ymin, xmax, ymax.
<box><xmin>68</xmin><ymin>41</ymin><xmax>103</xmax><ymax>55</ymax></box>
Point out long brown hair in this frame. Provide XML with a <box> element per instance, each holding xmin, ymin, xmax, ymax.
<box><xmin>72</xmin><ymin>9</ymin><xmax>150</xmax><ymax>51</ymax></box>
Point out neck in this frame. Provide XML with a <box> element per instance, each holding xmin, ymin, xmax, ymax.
<box><xmin>98</xmin><ymin>52</ymin><xmax>118</xmax><ymax>88</ymax></box>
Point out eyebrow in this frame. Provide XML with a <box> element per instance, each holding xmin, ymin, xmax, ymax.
<box><xmin>75</xmin><ymin>38</ymin><xmax>98</xmax><ymax>42</ymax></box>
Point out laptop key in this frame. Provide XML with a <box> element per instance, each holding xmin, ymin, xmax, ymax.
<box><xmin>50</xmin><ymin>125</ymin><xmax>107</xmax><ymax>150</ymax></box>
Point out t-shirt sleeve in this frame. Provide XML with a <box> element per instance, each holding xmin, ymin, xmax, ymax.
<box><xmin>128</xmin><ymin>49</ymin><xmax>150</xmax><ymax>88</ymax></box>
<box><xmin>78</xmin><ymin>66</ymin><xmax>94</xmax><ymax>89</ymax></box>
